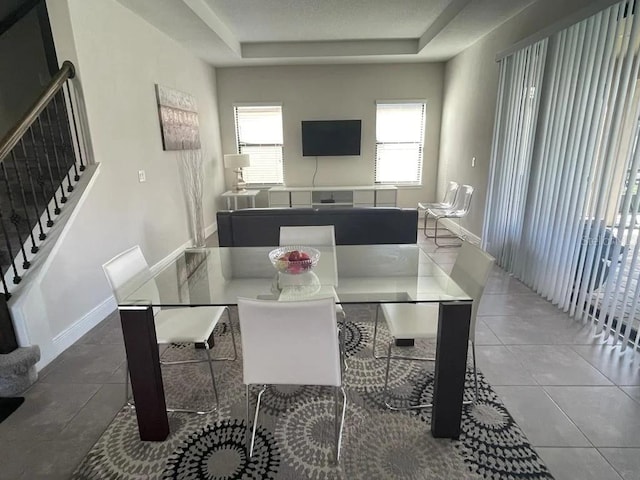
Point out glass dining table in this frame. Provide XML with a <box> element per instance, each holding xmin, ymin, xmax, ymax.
<box><xmin>117</xmin><ymin>244</ymin><xmax>473</xmax><ymax>442</ymax></box>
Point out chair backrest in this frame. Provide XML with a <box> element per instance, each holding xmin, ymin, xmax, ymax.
<box><xmin>442</xmin><ymin>181</ymin><xmax>459</xmax><ymax>206</ymax></box>
<box><xmin>452</xmin><ymin>184</ymin><xmax>474</xmax><ymax>216</ymax></box>
<box><xmin>280</xmin><ymin>225</ymin><xmax>338</xmax><ymax>285</ymax></box>
<box><xmin>449</xmin><ymin>241</ymin><xmax>495</xmax><ymax>338</ymax></box>
<box><xmin>279</xmin><ymin>225</ymin><xmax>336</xmax><ymax>247</ymax></box>
<box><xmin>238</xmin><ymin>297</ymin><xmax>342</xmax><ymax>386</ymax></box>
<box><xmin>102</xmin><ymin>245</ymin><xmax>161</xmax><ymax>315</ymax></box>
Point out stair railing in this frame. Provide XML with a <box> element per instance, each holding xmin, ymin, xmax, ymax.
<box><xmin>0</xmin><ymin>60</ymin><xmax>88</xmax><ymax>298</ymax></box>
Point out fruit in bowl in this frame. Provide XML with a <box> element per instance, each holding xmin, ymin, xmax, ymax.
<box><xmin>269</xmin><ymin>246</ymin><xmax>320</xmax><ymax>274</ymax></box>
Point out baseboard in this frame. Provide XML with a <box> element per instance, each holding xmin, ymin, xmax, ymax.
<box><xmin>49</xmin><ymin>295</ymin><xmax>117</xmax><ymax>364</ymax></box>
<box><xmin>205</xmin><ymin>220</ymin><xmax>217</xmax><ymax>239</ymax></box>
<box><xmin>37</xmin><ymin>218</ymin><xmax>220</xmax><ymax>369</ymax></box>
<box><xmin>439</xmin><ymin>218</ymin><xmax>482</xmax><ymax>245</ymax></box>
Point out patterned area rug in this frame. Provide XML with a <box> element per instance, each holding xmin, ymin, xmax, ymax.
<box><xmin>72</xmin><ymin>305</ymin><xmax>553</xmax><ymax>480</ymax></box>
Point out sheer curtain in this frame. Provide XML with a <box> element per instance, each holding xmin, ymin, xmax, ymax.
<box><xmin>484</xmin><ymin>0</ymin><xmax>640</xmax><ymax>350</ymax></box>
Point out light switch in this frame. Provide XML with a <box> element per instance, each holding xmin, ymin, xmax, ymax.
<box><xmin>138</xmin><ymin>170</ymin><xmax>146</xmax><ymax>182</ymax></box>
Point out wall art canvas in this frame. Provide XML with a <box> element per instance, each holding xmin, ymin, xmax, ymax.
<box><xmin>155</xmin><ymin>84</ymin><xmax>201</xmax><ymax>150</ymax></box>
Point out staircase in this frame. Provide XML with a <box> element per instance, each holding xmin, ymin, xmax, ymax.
<box><xmin>0</xmin><ymin>62</ymin><xmax>86</xmax><ymax>291</ymax></box>
<box><xmin>0</xmin><ymin>60</ymin><xmax>89</xmax><ymax>354</ymax></box>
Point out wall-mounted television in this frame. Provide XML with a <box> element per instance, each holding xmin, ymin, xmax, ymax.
<box><xmin>301</xmin><ymin>120</ymin><xmax>361</xmax><ymax>156</ymax></box>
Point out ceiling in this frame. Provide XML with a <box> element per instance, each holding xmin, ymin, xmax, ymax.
<box><xmin>116</xmin><ymin>0</ymin><xmax>538</xmax><ymax>66</ymax></box>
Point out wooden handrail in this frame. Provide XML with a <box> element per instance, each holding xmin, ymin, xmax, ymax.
<box><xmin>0</xmin><ymin>60</ymin><xmax>75</xmax><ymax>162</ymax></box>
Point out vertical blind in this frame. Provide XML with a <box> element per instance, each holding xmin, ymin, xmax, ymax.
<box><xmin>375</xmin><ymin>102</ymin><xmax>426</xmax><ymax>184</ymax></box>
<box><xmin>234</xmin><ymin>105</ymin><xmax>284</xmax><ymax>185</ymax></box>
<box><xmin>484</xmin><ymin>0</ymin><xmax>640</xmax><ymax>350</ymax></box>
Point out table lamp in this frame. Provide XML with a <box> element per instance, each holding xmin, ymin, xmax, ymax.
<box><xmin>224</xmin><ymin>153</ymin><xmax>251</xmax><ymax>192</ymax></box>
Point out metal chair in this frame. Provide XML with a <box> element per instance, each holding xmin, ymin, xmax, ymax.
<box><xmin>238</xmin><ymin>297</ymin><xmax>346</xmax><ymax>463</ymax></box>
<box><xmin>102</xmin><ymin>245</ymin><xmax>237</xmax><ymax>414</ymax></box>
<box><xmin>372</xmin><ymin>241</ymin><xmax>495</xmax><ymax>410</ymax></box>
<box><xmin>425</xmin><ymin>184</ymin><xmax>474</xmax><ymax>247</ymax></box>
<box><xmin>418</xmin><ymin>181</ymin><xmax>459</xmax><ymax>235</ymax></box>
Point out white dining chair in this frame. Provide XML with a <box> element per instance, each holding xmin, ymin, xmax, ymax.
<box><xmin>425</xmin><ymin>184</ymin><xmax>474</xmax><ymax>247</ymax></box>
<box><xmin>372</xmin><ymin>240</ymin><xmax>495</xmax><ymax>410</ymax></box>
<box><xmin>238</xmin><ymin>297</ymin><xmax>346</xmax><ymax>463</ymax></box>
<box><xmin>279</xmin><ymin>225</ymin><xmax>347</xmax><ymax>366</ymax></box>
<box><xmin>418</xmin><ymin>181</ymin><xmax>459</xmax><ymax>235</ymax></box>
<box><xmin>102</xmin><ymin>245</ymin><xmax>237</xmax><ymax>414</ymax></box>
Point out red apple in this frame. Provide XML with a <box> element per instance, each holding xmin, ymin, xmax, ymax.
<box><xmin>288</xmin><ymin>250</ymin><xmax>301</xmax><ymax>261</ymax></box>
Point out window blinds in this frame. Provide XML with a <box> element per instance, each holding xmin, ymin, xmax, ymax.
<box><xmin>484</xmin><ymin>0</ymin><xmax>640</xmax><ymax>350</ymax></box>
<box><xmin>234</xmin><ymin>105</ymin><xmax>284</xmax><ymax>185</ymax></box>
<box><xmin>375</xmin><ymin>102</ymin><xmax>426</xmax><ymax>184</ymax></box>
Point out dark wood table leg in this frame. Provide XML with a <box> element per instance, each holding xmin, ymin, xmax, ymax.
<box><xmin>431</xmin><ymin>301</ymin><xmax>472</xmax><ymax>439</ymax></box>
<box><xmin>120</xmin><ymin>306</ymin><xmax>169</xmax><ymax>441</ymax></box>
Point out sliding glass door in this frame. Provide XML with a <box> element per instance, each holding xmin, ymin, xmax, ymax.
<box><xmin>484</xmin><ymin>0</ymin><xmax>640</xmax><ymax>349</ymax></box>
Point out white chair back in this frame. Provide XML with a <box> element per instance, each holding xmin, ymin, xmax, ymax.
<box><xmin>279</xmin><ymin>225</ymin><xmax>336</xmax><ymax>247</ymax></box>
<box><xmin>238</xmin><ymin>297</ymin><xmax>341</xmax><ymax>386</ymax></box>
<box><xmin>449</xmin><ymin>241</ymin><xmax>495</xmax><ymax>338</ymax></box>
<box><xmin>280</xmin><ymin>225</ymin><xmax>338</xmax><ymax>286</ymax></box>
<box><xmin>452</xmin><ymin>184</ymin><xmax>474</xmax><ymax>216</ymax></box>
<box><xmin>442</xmin><ymin>181</ymin><xmax>459</xmax><ymax>207</ymax></box>
<box><xmin>102</xmin><ymin>245</ymin><xmax>161</xmax><ymax>315</ymax></box>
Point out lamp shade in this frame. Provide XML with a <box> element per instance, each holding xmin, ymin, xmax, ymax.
<box><xmin>224</xmin><ymin>153</ymin><xmax>251</xmax><ymax>169</ymax></box>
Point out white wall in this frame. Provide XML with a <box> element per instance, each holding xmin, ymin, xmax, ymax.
<box><xmin>216</xmin><ymin>63</ymin><xmax>444</xmax><ymax>208</ymax></box>
<box><xmin>439</xmin><ymin>0</ymin><xmax>618</xmax><ymax>237</ymax></box>
<box><xmin>0</xmin><ymin>9</ymin><xmax>51</xmax><ymax>138</ymax></box>
<box><xmin>18</xmin><ymin>0</ymin><xmax>226</xmax><ymax>367</ymax></box>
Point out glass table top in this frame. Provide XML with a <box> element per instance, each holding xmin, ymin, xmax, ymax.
<box><xmin>117</xmin><ymin>245</ymin><xmax>472</xmax><ymax>308</ymax></box>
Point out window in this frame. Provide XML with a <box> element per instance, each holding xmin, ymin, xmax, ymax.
<box><xmin>375</xmin><ymin>102</ymin><xmax>426</xmax><ymax>184</ymax></box>
<box><xmin>234</xmin><ymin>105</ymin><xmax>284</xmax><ymax>185</ymax></box>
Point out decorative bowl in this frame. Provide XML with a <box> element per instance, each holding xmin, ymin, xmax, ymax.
<box><xmin>269</xmin><ymin>246</ymin><xmax>321</xmax><ymax>274</ymax></box>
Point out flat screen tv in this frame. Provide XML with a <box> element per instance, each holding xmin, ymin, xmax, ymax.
<box><xmin>301</xmin><ymin>120</ymin><xmax>361</xmax><ymax>156</ymax></box>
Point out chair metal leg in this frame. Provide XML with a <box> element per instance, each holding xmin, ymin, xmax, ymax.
<box><xmin>225</xmin><ymin>307</ymin><xmax>238</xmax><ymax>361</ymax></box>
<box><xmin>245</xmin><ymin>384</ymin><xmax>251</xmax><ymax>456</ymax></box>
<box><xmin>334</xmin><ymin>386</ymin><xmax>347</xmax><ymax>464</ymax></box>
<box><xmin>249</xmin><ymin>385</ymin><xmax>267</xmax><ymax>458</ymax></box>
<box><xmin>334</xmin><ymin>387</ymin><xmax>339</xmax><ymax>463</ymax></box>
<box><xmin>338</xmin><ymin>311</ymin><xmax>348</xmax><ymax>373</ymax></box>
<box><xmin>382</xmin><ymin>341</ymin><xmax>434</xmax><ymax>411</ymax></box>
<box><xmin>434</xmin><ymin>216</ymin><xmax>462</xmax><ymax>248</ymax></box>
<box><xmin>205</xmin><ymin>342</ymin><xmax>220</xmax><ymax>408</ymax></box>
<box><xmin>422</xmin><ymin>209</ymin><xmax>428</xmax><ymax>236</ymax></box>
<box><xmin>372</xmin><ymin>304</ymin><xmax>382</xmax><ymax>359</ymax></box>
<box><xmin>472</xmin><ymin>340</ymin><xmax>479</xmax><ymax>403</ymax></box>
<box><xmin>381</xmin><ymin>338</ymin><xmax>476</xmax><ymax>411</ymax></box>
<box><xmin>424</xmin><ymin>212</ymin><xmax>462</xmax><ymax>247</ymax></box>
<box><xmin>165</xmin><ymin>344</ymin><xmax>219</xmax><ymax>415</ymax></box>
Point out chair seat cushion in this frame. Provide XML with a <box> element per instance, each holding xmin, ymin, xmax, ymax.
<box><xmin>154</xmin><ymin>306</ymin><xmax>226</xmax><ymax>344</ymax></box>
<box><xmin>381</xmin><ymin>303</ymin><xmax>439</xmax><ymax>340</ymax></box>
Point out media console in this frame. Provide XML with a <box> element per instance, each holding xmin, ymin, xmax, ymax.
<box><xmin>268</xmin><ymin>185</ymin><xmax>397</xmax><ymax>208</ymax></box>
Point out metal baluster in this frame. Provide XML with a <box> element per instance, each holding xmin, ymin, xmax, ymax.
<box><xmin>0</xmin><ymin>211</ymin><xmax>21</xmax><ymax>284</ymax></box>
<box><xmin>0</xmin><ymin>264</ymin><xmax>10</xmax><ymax>298</ymax></box>
<box><xmin>64</xmin><ymin>82</ymin><xmax>85</xmax><ymax>174</ymax></box>
<box><xmin>0</xmin><ymin>162</ymin><xmax>30</xmax><ymax>269</ymax></box>
<box><xmin>8</xmin><ymin>152</ymin><xmax>38</xmax><ymax>254</ymax></box>
<box><xmin>52</xmin><ymin>91</ymin><xmax>77</xmax><ymax>191</ymax></box>
<box><xmin>27</xmin><ymin>126</ymin><xmax>54</xmax><ymax>227</ymax></box>
<box><xmin>19</xmin><ymin>138</ymin><xmax>47</xmax><ymax>240</ymax></box>
<box><xmin>35</xmin><ymin>117</ymin><xmax>61</xmax><ymax>215</ymax></box>
<box><xmin>44</xmin><ymin>103</ymin><xmax>69</xmax><ymax>203</ymax></box>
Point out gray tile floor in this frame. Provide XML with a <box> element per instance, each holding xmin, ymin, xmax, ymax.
<box><xmin>0</xmin><ymin>232</ymin><xmax>639</xmax><ymax>479</ymax></box>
